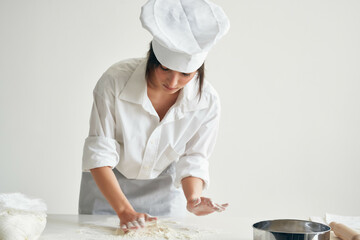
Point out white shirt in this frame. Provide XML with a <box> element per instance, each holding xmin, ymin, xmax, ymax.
<box><xmin>82</xmin><ymin>58</ymin><xmax>220</xmax><ymax>189</ymax></box>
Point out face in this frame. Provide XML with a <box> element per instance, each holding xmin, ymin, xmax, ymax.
<box><xmin>150</xmin><ymin>65</ymin><xmax>197</xmax><ymax>94</ymax></box>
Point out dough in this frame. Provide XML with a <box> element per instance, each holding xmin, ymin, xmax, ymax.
<box><xmin>0</xmin><ymin>193</ymin><xmax>47</xmax><ymax>240</ymax></box>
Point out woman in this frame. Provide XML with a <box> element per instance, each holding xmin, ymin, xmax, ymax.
<box><xmin>79</xmin><ymin>0</ymin><xmax>230</xmax><ymax>233</ymax></box>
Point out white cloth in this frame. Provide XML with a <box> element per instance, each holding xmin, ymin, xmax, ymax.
<box><xmin>140</xmin><ymin>0</ymin><xmax>230</xmax><ymax>73</ymax></box>
<box><xmin>82</xmin><ymin>58</ymin><xmax>220</xmax><ymax>189</ymax></box>
<box><xmin>326</xmin><ymin>213</ymin><xmax>360</xmax><ymax>230</ymax></box>
<box><xmin>310</xmin><ymin>213</ymin><xmax>360</xmax><ymax>230</ymax></box>
<box><xmin>0</xmin><ymin>193</ymin><xmax>47</xmax><ymax>240</ymax></box>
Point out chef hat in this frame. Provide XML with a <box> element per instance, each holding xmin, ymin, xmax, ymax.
<box><xmin>140</xmin><ymin>0</ymin><xmax>230</xmax><ymax>73</ymax></box>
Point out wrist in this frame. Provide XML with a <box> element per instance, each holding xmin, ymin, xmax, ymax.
<box><xmin>186</xmin><ymin>195</ymin><xmax>201</xmax><ymax>203</ymax></box>
<box><xmin>181</xmin><ymin>176</ymin><xmax>204</xmax><ymax>202</ymax></box>
<box><xmin>115</xmin><ymin>203</ymin><xmax>134</xmax><ymax>217</ymax></box>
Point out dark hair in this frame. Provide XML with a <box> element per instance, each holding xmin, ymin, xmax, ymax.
<box><xmin>145</xmin><ymin>42</ymin><xmax>205</xmax><ymax>100</ymax></box>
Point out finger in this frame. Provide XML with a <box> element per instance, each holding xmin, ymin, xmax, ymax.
<box><xmin>148</xmin><ymin>216</ymin><xmax>158</xmax><ymax>221</ymax></box>
<box><xmin>209</xmin><ymin>199</ymin><xmax>216</xmax><ymax>207</ymax></box>
<box><xmin>145</xmin><ymin>214</ymin><xmax>157</xmax><ymax>222</ymax></box>
<box><xmin>221</xmin><ymin>203</ymin><xmax>229</xmax><ymax>207</ymax></box>
<box><xmin>215</xmin><ymin>202</ymin><xmax>225</xmax><ymax>209</ymax></box>
<box><xmin>137</xmin><ymin>217</ymin><xmax>146</xmax><ymax>227</ymax></box>
<box><xmin>211</xmin><ymin>204</ymin><xmax>222</xmax><ymax>212</ymax></box>
<box><xmin>121</xmin><ymin>224</ymin><xmax>128</xmax><ymax>232</ymax></box>
<box><xmin>127</xmin><ymin>221</ymin><xmax>135</xmax><ymax>229</ymax></box>
<box><xmin>214</xmin><ymin>203</ymin><xmax>225</xmax><ymax>211</ymax></box>
<box><xmin>132</xmin><ymin>221</ymin><xmax>141</xmax><ymax>229</ymax></box>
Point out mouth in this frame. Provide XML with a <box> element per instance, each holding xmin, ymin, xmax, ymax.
<box><xmin>163</xmin><ymin>84</ymin><xmax>177</xmax><ymax>91</ymax></box>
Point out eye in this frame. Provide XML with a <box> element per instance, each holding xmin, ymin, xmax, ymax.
<box><xmin>160</xmin><ymin>65</ymin><xmax>169</xmax><ymax>71</ymax></box>
<box><xmin>182</xmin><ymin>73</ymin><xmax>191</xmax><ymax>77</ymax></box>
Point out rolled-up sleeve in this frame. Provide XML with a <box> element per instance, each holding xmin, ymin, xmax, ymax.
<box><xmin>82</xmin><ymin>76</ymin><xmax>120</xmax><ymax>172</ymax></box>
<box><xmin>175</xmin><ymin>98</ymin><xmax>220</xmax><ymax>190</ymax></box>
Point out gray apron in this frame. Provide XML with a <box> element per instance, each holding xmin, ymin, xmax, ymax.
<box><xmin>78</xmin><ymin>162</ymin><xmax>187</xmax><ymax>217</ymax></box>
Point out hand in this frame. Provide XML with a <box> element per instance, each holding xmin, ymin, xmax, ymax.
<box><xmin>186</xmin><ymin>197</ymin><xmax>229</xmax><ymax>216</ymax></box>
<box><xmin>118</xmin><ymin>209</ymin><xmax>157</xmax><ymax>233</ymax></box>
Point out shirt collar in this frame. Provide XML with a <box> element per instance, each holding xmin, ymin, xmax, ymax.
<box><xmin>118</xmin><ymin>59</ymin><xmax>148</xmax><ymax>105</ymax></box>
<box><xmin>118</xmin><ymin>58</ymin><xmax>209</xmax><ymax>113</ymax></box>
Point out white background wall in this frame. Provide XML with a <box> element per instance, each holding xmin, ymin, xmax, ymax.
<box><xmin>1</xmin><ymin>0</ymin><xmax>359</xmax><ymax>220</ymax></box>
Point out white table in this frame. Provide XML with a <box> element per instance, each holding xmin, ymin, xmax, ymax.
<box><xmin>39</xmin><ymin>214</ymin><xmax>256</xmax><ymax>240</ymax></box>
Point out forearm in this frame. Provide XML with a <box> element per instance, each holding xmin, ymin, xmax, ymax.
<box><xmin>90</xmin><ymin>166</ymin><xmax>133</xmax><ymax>216</ymax></box>
<box><xmin>181</xmin><ymin>176</ymin><xmax>204</xmax><ymax>201</ymax></box>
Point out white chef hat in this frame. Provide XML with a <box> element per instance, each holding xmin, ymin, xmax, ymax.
<box><xmin>140</xmin><ymin>0</ymin><xmax>230</xmax><ymax>73</ymax></box>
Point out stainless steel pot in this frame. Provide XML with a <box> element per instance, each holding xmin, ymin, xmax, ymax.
<box><xmin>253</xmin><ymin>219</ymin><xmax>331</xmax><ymax>240</ymax></box>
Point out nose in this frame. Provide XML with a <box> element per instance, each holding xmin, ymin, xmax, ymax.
<box><xmin>167</xmin><ymin>72</ymin><xmax>180</xmax><ymax>88</ymax></box>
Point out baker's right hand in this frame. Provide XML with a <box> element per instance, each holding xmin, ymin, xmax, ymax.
<box><xmin>118</xmin><ymin>209</ymin><xmax>157</xmax><ymax>233</ymax></box>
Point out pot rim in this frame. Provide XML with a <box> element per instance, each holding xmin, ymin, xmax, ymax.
<box><xmin>253</xmin><ymin>219</ymin><xmax>331</xmax><ymax>234</ymax></box>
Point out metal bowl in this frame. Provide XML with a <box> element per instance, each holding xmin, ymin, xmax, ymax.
<box><xmin>253</xmin><ymin>219</ymin><xmax>331</xmax><ymax>240</ymax></box>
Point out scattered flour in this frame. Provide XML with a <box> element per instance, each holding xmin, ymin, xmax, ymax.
<box><xmin>116</xmin><ymin>219</ymin><xmax>209</xmax><ymax>239</ymax></box>
<box><xmin>77</xmin><ymin>217</ymin><xmax>219</xmax><ymax>240</ymax></box>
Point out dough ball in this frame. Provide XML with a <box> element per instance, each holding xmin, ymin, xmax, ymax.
<box><xmin>0</xmin><ymin>213</ymin><xmax>46</xmax><ymax>240</ymax></box>
<box><xmin>0</xmin><ymin>193</ymin><xmax>47</xmax><ymax>240</ymax></box>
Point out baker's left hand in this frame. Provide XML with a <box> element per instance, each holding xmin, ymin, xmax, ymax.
<box><xmin>186</xmin><ymin>197</ymin><xmax>228</xmax><ymax>216</ymax></box>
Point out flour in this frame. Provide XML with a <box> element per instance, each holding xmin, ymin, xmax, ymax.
<box><xmin>74</xmin><ymin>217</ymin><xmax>218</xmax><ymax>240</ymax></box>
<box><xmin>116</xmin><ymin>219</ymin><xmax>207</xmax><ymax>239</ymax></box>
<box><xmin>0</xmin><ymin>193</ymin><xmax>47</xmax><ymax>240</ymax></box>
